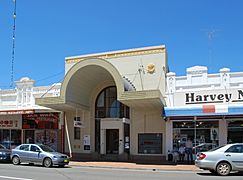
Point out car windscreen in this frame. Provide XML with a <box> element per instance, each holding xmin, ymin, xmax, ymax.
<box><xmin>0</xmin><ymin>144</ymin><xmax>6</xmax><ymax>149</ymax></box>
<box><xmin>39</xmin><ymin>145</ymin><xmax>55</xmax><ymax>152</ymax></box>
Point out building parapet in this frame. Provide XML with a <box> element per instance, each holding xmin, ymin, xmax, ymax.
<box><xmin>0</xmin><ymin>77</ymin><xmax>61</xmax><ymax>109</ymax></box>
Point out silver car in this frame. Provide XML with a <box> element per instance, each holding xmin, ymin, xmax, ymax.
<box><xmin>195</xmin><ymin>143</ymin><xmax>243</xmax><ymax>176</ymax></box>
<box><xmin>11</xmin><ymin>144</ymin><xmax>69</xmax><ymax>168</ymax></box>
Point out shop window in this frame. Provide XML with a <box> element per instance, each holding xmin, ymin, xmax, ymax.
<box><xmin>173</xmin><ymin>120</ymin><xmax>219</xmax><ymax>153</ymax></box>
<box><xmin>228</xmin><ymin>120</ymin><xmax>243</xmax><ymax>143</ymax></box>
<box><xmin>74</xmin><ymin>117</ymin><xmax>81</xmax><ymax>140</ymax></box>
<box><xmin>138</xmin><ymin>133</ymin><xmax>162</xmax><ymax>154</ymax></box>
<box><xmin>0</xmin><ymin>129</ymin><xmax>21</xmax><ymax>149</ymax></box>
<box><xmin>74</xmin><ymin>127</ymin><xmax>80</xmax><ymax>140</ymax></box>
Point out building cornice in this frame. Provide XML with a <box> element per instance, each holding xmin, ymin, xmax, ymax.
<box><xmin>65</xmin><ymin>45</ymin><xmax>166</xmax><ymax>64</ymax></box>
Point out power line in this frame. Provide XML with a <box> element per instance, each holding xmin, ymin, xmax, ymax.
<box><xmin>40</xmin><ymin>77</ymin><xmax>64</xmax><ymax>98</ymax></box>
<box><xmin>10</xmin><ymin>0</ymin><xmax>17</xmax><ymax>87</ymax></box>
<box><xmin>35</xmin><ymin>70</ymin><xmax>64</xmax><ymax>83</ymax></box>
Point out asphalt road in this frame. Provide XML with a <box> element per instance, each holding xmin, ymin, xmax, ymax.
<box><xmin>0</xmin><ymin>163</ymin><xmax>242</xmax><ymax>180</ymax></box>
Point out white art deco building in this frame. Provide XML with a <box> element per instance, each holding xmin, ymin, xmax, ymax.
<box><xmin>1</xmin><ymin>45</ymin><xmax>243</xmax><ymax>162</ymax></box>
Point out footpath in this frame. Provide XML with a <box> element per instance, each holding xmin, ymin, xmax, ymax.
<box><xmin>69</xmin><ymin>161</ymin><xmax>201</xmax><ymax>172</ymax></box>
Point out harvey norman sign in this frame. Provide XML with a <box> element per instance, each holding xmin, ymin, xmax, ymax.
<box><xmin>184</xmin><ymin>89</ymin><xmax>243</xmax><ymax>105</ymax></box>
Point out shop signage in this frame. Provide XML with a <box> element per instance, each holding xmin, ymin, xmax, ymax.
<box><xmin>0</xmin><ymin>120</ymin><xmax>19</xmax><ymax>128</ymax></box>
<box><xmin>185</xmin><ymin>90</ymin><xmax>243</xmax><ymax>105</ymax></box>
<box><xmin>22</xmin><ymin>113</ymin><xmax>59</xmax><ymax>129</ymax></box>
<box><xmin>74</xmin><ymin>120</ymin><xmax>84</xmax><ymax>128</ymax></box>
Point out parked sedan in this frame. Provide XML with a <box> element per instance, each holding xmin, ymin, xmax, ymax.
<box><xmin>0</xmin><ymin>144</ymin><xmax>11</xmax><ymax>162</ymax></box>
<box><xmin>11</xmin><ymin>144</ymin><xmax>69</xmax><ymax>167</ymax></box>
<box><xmin>195</xmin><ymin>143</ymin><xmax>243</xmax><ymax>176</ymax></box>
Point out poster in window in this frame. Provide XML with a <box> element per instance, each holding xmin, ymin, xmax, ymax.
<box><xmin>83</xmin><ymin>135</ymin><xmax>90</xmax><ymax>150</ymax></box>
<box><xmin>210</xmin><ymin>128</ymin><xmax>219</xmax><ymax>140</ymax></box>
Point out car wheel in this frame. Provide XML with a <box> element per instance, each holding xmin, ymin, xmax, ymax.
<box><xmin>12</xmin><ymin>156</ymin><xmax>20</xmax><ymax>165</ymax></box>
<box><xmin>43</xmin><ymin>158</ymin><xmax>52</xmax><ymax>168</ymax></box>
<box><xmin>216</xmin><ymin>162</ymin><xmax>231</xmax><ymax>176</ymax></box>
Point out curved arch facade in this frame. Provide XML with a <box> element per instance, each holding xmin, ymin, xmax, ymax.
<box><xmin>60</xmin><ymin>58</ymin><xmax>124</xmax><ymax>109</ymax></box>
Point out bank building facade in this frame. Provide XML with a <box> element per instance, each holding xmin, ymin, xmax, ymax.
<box><xmin>36</xmin><ymin>45</ymin><xmax>167</xmax><ymax>162</ymax></box>
<box><xmin>1</xmin><ymin>45</ymin><xmax>243</xmax><ymax>162</ymax></box>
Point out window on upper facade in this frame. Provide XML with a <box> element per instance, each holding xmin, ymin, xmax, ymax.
<box><xmin>74</xmin><ymin>117</ymin><xmax>81</xmax><ymax>140</ymax></box>
<box><xmin>95</xmin><ymin>86</ymin><xmax>130</xmax><ymax>119</ymax></box>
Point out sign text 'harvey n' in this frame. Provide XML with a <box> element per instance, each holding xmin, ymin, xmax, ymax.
<box><xmin>185</xmin><ymin>90</ymin><xmax>243</xmax><ymax>104</ymax></box>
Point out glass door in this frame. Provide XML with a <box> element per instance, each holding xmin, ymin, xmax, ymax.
<box><xmin>106</xmin><ymin>129</ymin><xmax>119</xmax><ymax>154</ymax></box>
<box><xmin>24</xmin><ymin>130</ymin><xmax>35</xmax><ymax>143</ymax></box>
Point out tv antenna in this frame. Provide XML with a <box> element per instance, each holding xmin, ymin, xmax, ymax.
<box><xmin>201</xmin><ymin>28</ymin><xmax>220</xmax><ymax>67</ymax></box>
<box><xmin>10</xmin><ymin>0</ymin><xmax>17</xmax><ymax>87</ymax></box>
<box><xmin>138</xmin><ymin>59</ymin><xmax>145</xmax><ymax>90</ymax></box>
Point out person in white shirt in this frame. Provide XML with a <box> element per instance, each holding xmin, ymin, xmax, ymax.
<box><xmin>178</xmin><ymin>145</ymin><xmax>185</xmax><ymax>162</ymax></box>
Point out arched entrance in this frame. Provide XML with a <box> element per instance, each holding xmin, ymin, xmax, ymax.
<box><xmin>95</xmin><ymin>86</ymin><xmax>130</xmax><ymax>156</ymax></box>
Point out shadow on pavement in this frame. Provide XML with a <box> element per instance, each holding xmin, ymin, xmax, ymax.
<box><xmin>197</xmin><ymin>172</ymin><xmax>243</xmax><ymax>176</ymax></box>
<box><xmin>16</xmin><ymin>163</ymin><xmax>71</xmax><ymax>169</ymax></box>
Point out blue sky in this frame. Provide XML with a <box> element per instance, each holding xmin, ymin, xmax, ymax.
<box><xmin>1</xmin><ymin>0</ymin><xmax>243</xmax><ymax>88</ymax></box>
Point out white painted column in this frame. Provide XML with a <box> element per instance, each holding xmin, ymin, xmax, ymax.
<box><xmin>119</xmin><ymin>123</ymin><xmax>124</xmax><ymax>155</ymax></box>
<box><xmin>100</xmin><ymin>129</ymin><xmax>106</xmax><ymax>154</ymax></box>
<box><xmin>165</xmin><ymin>119</ymin><xmax>173</xmax><ymax>160</ymax></box>
<box><xmin>219</xmin><ymin>119</ymin><xmax>227</xmax><ymax>146</ymax></box>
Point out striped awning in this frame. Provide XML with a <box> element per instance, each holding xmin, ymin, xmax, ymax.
<box><xmin>163</xmin><ymin>104</ymin><xmax>243</xmax><ymax>117</ymax></box>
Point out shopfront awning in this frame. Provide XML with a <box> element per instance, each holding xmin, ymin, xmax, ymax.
<box><xmin>0</xmin><ymin>109</ymin><xmax>35</xmax><ymax>115</ymax></box>
<box><xmin>163</xmin><ymin>104</ymin><xmax>243</xmax><ymax>117</ymax></box>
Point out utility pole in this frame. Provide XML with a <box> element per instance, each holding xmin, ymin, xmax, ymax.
<box><xmin>11</xmin><ymin>0</ymin><xmax>17</xmax><ymax>87</ymax></box>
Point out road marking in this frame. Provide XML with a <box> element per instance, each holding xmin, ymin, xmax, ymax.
<box><xmin>0</xmin><ymin>175</ymin><xmax>34</xmax><ymax>180</ymax></box>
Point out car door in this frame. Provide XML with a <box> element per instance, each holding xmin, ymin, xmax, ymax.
<box><xmin>224</xmin><ymin>145</ymin><xmax>243</xmax><ymax>170</ymax></box>
<box><xmin>29</xmin><ymin>145</ymin><xmax>42</xmax><ymax>164</ymax></box>
<box><xmin>18</xmin><ymin>145</ymin><xmax>30</xmax><ymax>162</ymax></box>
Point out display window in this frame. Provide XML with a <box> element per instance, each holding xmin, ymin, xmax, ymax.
<box><xmin>228</xmin><ymin>120</ymin><xmax>243</xmax><ymax>143</ymax></box>
<box><xmin>0</xmin><ymin>129</ymin><xmax>21</xmax><ymax>149</ymax></box>
<box><xmin>22</xmin><ymin>113</ymin><xmax>59</xmax><ymax>150</ymax></box>
<box><xmin>173</xmin><ymin>120</ymin><xmax>218</xmax><ymax>154</ymax></box>
<box><xmin>138</xmin><ymin>133</ymin><xmax>162</xmax><ymax>154</ymax></box>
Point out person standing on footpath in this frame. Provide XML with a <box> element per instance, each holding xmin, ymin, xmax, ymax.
<box><xmin>185</xmin><ymin>138</ymin><xmax>193</xmax><ymax>163</ymax></box>
<box><xmin>178</xmin><ymin>145</ymin><xmax>185</xmax><ymax>162</ymax></box>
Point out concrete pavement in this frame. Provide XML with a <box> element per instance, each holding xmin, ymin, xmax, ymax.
<box><xmin>69</xmin><ymin>161</ymin><xmax>202</xmax><ymax>171</ymax></box>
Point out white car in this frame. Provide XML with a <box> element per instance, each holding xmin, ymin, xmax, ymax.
<box><xmin>195</xmin><ymin>143</ymin><xmax>243</xmax><ymax>176</ymax></box>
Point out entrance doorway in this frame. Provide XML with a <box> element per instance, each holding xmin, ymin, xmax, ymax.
<box><xmin>106</xmin><ymin>129</ymin><xmax>119</xmax><ymax>154</ymax></box>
